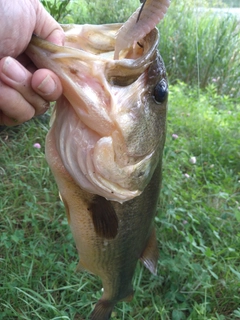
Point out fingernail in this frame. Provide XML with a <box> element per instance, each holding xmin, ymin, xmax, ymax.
<box><xmin>2</xmin><ymin>57</ymin><xmax>26</xmax><ymax>82</ymax></box>
<box><xmin>37</xmin><ymin>74</ymin><xmax>56</xmax><ymax>95</ymax></box>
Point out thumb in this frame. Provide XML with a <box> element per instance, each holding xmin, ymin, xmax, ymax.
<box><xmin>33</xmin><ymin>0</ymin><xmax>65</xmax><ymax>46</ymax></box>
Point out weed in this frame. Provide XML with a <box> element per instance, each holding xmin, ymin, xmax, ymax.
<box><xmin>158</xmin><ymin>1</ymin><xmax>240</xmax><ymax>98</ymax></box>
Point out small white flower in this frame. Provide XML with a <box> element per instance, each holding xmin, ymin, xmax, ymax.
<box><xmin>189</xmin><ymin>156</ymin><xmax>197</xmax><ymax>164</ymax></box>
<box><xmin>212</xmin><ymin>77</ymin><xmax>220</xmax><ymax>83</ymax></box>
<box><xmin>184</xmin><ymin>173</ymin><xmax>190</xmax><ymax>178</ymax></box>
<box><xmin>172</xmin><ymin>133</ymin><xmax>179</xmax><ymax>139</ymax></box>
<box><xmin>33</xmin><ymin>143</ymin><xmax>41</xmax><ymax>149</ymax></box>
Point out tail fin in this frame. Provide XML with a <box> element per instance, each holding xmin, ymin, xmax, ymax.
<box><xmin>90</xmin><ymin>300</ymin><xmax>114</xmax><ymax>320</ymax></box>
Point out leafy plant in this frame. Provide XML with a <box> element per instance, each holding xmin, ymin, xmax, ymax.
<box><xmin>158</xmin><ymin>1</ymin><xmax>240</xmax><ymax>98</ymax></box>
<box><xmin>40</xmin><ymin>0</ymin><xmax>71</xmax><ymax>22</ymax></box>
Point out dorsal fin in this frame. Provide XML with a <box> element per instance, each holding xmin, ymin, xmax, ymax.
<box><xmin>89</xmin><ymin>196</ymin><xmax>118</xmax><ymax>239</ymax></box>
<box><xmin>140</xmin><ymin>228</ymin><xmax>159</xmax><ymax>275</ymax></box>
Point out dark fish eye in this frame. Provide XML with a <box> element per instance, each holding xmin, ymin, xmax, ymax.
<box><xmin>153</xmin><ymin>79</ymin><xmax>168</xmax><ymax>104</ymax></box>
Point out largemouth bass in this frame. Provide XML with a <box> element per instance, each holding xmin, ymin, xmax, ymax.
<box><xmin>27</xmin><ymin>20</ymin><xmax>168</xmax><ymax>320</ymax></box>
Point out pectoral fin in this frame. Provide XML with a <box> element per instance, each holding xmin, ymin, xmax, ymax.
<box><xmin>89</xmin><ymin>196</ymin><xmax>118</xmax><ymax>239</ymax></box>
<box><xmin>140</xmin><ymin>228</ymin><xmax>159</xmax><ymax>275</ymax></box>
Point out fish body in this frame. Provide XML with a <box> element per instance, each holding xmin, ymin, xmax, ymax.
<box><xmin>27</xmin><ymin>22</ymin><xmax>168</xmax><ymax>319</ymax></box>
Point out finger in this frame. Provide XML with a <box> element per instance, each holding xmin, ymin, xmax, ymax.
<box><xmin>0</xmin><ymin>57</ymin><xmax>50</xmax><ymax>116</ymax></box>
<box><xmin>0</xmin><ymin>80</ymin><xmax>38</xmax><ymax>126</ymax></box>
<box><xmin>34</xmin><ymin>1</ymin><xmax>65</xmax><ymax>45</ymax></box>
<box><xmin>8</xmin><ymin>55</ymin><xmax>63</xmax><ymax>101</ymax></box>
<box><xmin>31</xmin><ymin>69</ymin><xmax>63</xmax><ymax>101</ymax></box>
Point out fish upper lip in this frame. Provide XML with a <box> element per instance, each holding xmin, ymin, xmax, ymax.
<box><xmin>28</xmin><ymin>24</ymin><xmax>159</xmax><ymax>63</ymax></box>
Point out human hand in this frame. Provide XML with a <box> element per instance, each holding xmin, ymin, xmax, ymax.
<box><xmin>0</xmin><ymin>0</ymin><xmax>65</xmax><ymax>126</ymax></box>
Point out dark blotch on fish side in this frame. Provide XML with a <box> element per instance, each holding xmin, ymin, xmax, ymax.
<box><xmin>153</xmin><ymin>78</ymin><xmax>168</xmax><ymax>104</ymax></box>
<box><xmin>89</xmin><ymin>195</ymin><xmax>119</xmax><ymax>239</ymax></box>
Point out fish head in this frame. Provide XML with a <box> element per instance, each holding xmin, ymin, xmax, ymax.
<box><xmin>27</xmin><ymin>24</ymin><xmax>168</xmax><ymax>203</ymax></box>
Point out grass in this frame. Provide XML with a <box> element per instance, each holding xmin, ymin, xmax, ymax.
<box><xmin>158</xmin><ymin>0</ymin><xmax>240</xmax><ymax>98</ymax></box>
<box><xmin>1</xmin><ymin>83</ymin><xmax>239</xmax><ymax>319</ymax></box>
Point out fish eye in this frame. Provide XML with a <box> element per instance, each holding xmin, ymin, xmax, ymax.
<box><xmin>153</xmin><ymin>79</ymin><xmax>168</xmax><ymax>104</ymax></box>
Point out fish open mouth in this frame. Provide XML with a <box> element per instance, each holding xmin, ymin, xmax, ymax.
<box><xmin>27</xmin><ymin>24</ymin><xmax>167</xmax><ymax>203</ymax></box>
